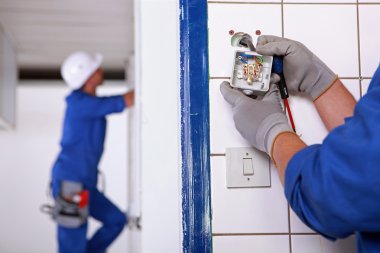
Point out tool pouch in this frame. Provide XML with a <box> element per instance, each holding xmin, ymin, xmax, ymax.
<box><xmin>52</xmin><ymin>181</ymin><xmax>89</xmax><ymax>228</ymax></box>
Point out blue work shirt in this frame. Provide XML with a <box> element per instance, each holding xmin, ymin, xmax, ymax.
<box><xmin>51</xmin><ymin>90</ymin><xmax>125</xmax><ymax>189</ymax></box>
<box><xmin>285</xmin><ymin>64</ymin><xmax>380</xmax><ymax>252</ymax></box>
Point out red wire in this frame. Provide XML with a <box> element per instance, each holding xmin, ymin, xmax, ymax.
<box><xmin>284</xmin><ymin>98</ymin><xmax>296</xmax><ymax>132</ymax></box>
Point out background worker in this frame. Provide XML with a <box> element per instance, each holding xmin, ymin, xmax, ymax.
<box><xmin>221</xmin><ymin>35</ymin><xmax>380</xmax><ymax>253</ymax></box>
<box><xmin>51</xmin><ymin>51</ymin><xmax>134</xmax><ymax>253</ymax></box>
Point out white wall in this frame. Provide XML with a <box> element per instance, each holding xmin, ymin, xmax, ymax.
<box><xmin>207</xmin><ymin>1</ymin><xmax>379</xmax><ymax>252</ymax></box>
<box><xmin>138</xmin><ymin>0</ymin><xmax>182</xmax><ymax>252</ymax></box>
<box><xmin>0</xmin><ymin>81</ymin><xmax>129</xmax><ymax>253</ymax></box>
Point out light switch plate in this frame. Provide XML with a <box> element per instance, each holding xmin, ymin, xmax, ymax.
<box><xmin>226</xmin><ymin>147</ymin><xmax>271</xmax><ymax>188</ymax></box>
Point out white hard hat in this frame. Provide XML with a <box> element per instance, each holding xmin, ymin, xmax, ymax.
<box><xmin>61</xmin><ymin>51</ymin><xmax>103</xmax><ymax>90</ymax></box>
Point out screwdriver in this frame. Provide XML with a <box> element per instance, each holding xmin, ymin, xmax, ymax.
<box><xmin>272</xmin><ymin>57</ymin><xmax>296</xmax><ymax>133</ymax></box>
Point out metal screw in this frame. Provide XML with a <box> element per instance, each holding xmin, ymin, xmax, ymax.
<box><xmin>229</xmin><ymin>30</ymin><xmax>235</xmax><ymax>35</ymax></box>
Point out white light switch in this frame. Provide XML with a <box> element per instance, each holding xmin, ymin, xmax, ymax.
<box><xmin>243</xmin><ymin>158</ymin><xmax>254</xmax><ymax>175</ymax></box>
<box><xmin>226</xmin><ymin>147</ymin><xmax>271</xmax><ymax>188</ymax></box>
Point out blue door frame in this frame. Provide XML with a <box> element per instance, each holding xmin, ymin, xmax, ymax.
<box><xmin>180</xmin><ymin>0</ymin><xmax>212</xmax><ymax>252</ymax></box>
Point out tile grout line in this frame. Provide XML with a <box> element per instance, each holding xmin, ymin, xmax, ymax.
<box><xmin>210</xmin><ymin>77</ymin><xmax>233</xmax><ymax>79</ymax></box>
<box><xmin>281</xmin><ymin>0</ymin><xmax>285</xmax><ymax>38</ymax></box>
<box><xmin>210</xmin><ymin>76</ymin><xmax>364</xmax><ymax>80</ymax></box>
<box><xmin>208</xmin><ymin>1</ymin><xmax>380</xmax><ymax>5</ymax></box>
<box><xmin>210</xmin><ymin>153</ymin><xmax>226</xmax><ymax>156</ymax></box>
<box><xmin>356</xmin><ymin>0</ymin><xmax>363</xmax><ymax>97</ymax></box>
<box><xmin>207</xmin><ymin>2</ymin><xmax>214</xmax><ymax>249</ymax></box>
<box><xmin>288</xmin><ymin>205</ymin><xmax>293</xmax><ymax>253</ymax></box>
<box><xmin>212</xmin><ymin>232</ymin><xmax>318</xmax><ymax>236</ymax></box>
<box><xmin>208</xmin><ymin>1</ymin><xmax>281</xmax><ymax>4</ymax></box>
<box><xmin>283</xmin><ymin>1</ymin><xmax>354</xmax><ymax>3</ymax></box>
<box><xmin>280</xmin><ymin>0</ymin><xmax>287</xmax><ymax>185</ymax></box>
<box><xmin>281</xmin><ymin>0</ymin><xmax>291</xmax><ymax>251</ymax></box>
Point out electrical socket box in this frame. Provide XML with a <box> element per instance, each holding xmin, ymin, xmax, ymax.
<box><xmin>230</xmin><ymin>51</ymin><xmax>273</xmax><ymax>96</ymax></box>
<box><xmin>226</xmin><ymin>147</ymin><xmax>271</xmax><ymax>188</ymax></box>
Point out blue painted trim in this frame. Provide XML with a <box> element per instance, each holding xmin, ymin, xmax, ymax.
<box><xmin>180</xmin><ymin>0</ymin><xmax>212</xmax><ymax>252</ymax></box>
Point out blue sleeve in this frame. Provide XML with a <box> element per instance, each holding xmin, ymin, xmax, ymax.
<box><xmin>285</xmin><ymin>64</ymin><xmax>380</xmax><ymax>240</ymax></box>
<box><xmin>71</xmin><ymin>94</ymin><xmax>126</xmax><ymax>118</ymax></box>
<box><xmin>366</xmin><ymin>63</ymin><xmax>380</xmax><ymax>93</ymax></box>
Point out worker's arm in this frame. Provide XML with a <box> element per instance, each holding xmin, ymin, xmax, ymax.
<box><xmin>272</xmin><ymin>78</ymin><xmax>357</xmax><ymax>183</ymax></box>
<box><xmin>279</xmin><ymin>66</ymin><xmax>380</xmax><ymax>239</ymax></box>
<box><xmin>272</xmin><ymin>132</ymin><xmax>306</xmax><ymax>185</ymax></box>
<box><xmin>123</xmin><ymin>90</ymin><xmax>135</xmax><ymax>108</ymax></box>
<box><xmin>73</xmin><ymin>90</ymin><xmax>134</xmax><ymax>118</ymax></box>
<box><xmin>314</xmin><ymin>79</ymin><xmax>356</xmax><ymax>131</ymax></box>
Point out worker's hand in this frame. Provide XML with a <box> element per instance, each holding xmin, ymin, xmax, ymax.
<box><xmin>220</xmin><ymin>81</ymin><xmax>292</xmax><ymax>155</ymax></box>
<box><xmin>256</xmin><ymin>35</ymin><xmax>337</xmax><ymax>100</ymax></box>
<box><xmin>124</xmin><ymin>90</ymin><xmax>135</xmax><ymax>107</ymax></box>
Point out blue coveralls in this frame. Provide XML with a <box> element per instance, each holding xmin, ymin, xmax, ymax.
<box><xmin>285</xmin><ymin>64</ymin><xmax>380</xmax><ymax>253</ymax></box>
<box><xmin>51</xmin><ymin>90</ymin><xmax>127</xmax><ymax>253</ymax></box>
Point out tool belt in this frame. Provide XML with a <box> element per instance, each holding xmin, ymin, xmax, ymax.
<box><xmin>41</xmin><ymin>181</ymin><xmax>89</xmax><ymax>228</ymax></box>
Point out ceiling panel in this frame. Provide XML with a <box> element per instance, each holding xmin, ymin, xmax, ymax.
<box><xmin>0</xmin><ymin>0</ymin><xmax>134</xmax><ymax>71</ymax></box>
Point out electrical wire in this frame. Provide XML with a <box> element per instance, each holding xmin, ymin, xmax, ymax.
<box><xmin>284</xmin><ymin>98</ymin><xmax>296</xmax><ymax>133</ymax></box>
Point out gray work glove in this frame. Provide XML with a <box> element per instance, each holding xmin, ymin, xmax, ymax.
<box><xmin>220</xmin><ymin>81</ymin><xmax>292</xmax><ymax>156</ymax></box>
<box><xmin>256</xmin><ymin>35</ymin><xmax>338</xmax><ymax>100</ymax></box>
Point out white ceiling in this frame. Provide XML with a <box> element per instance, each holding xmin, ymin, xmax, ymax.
<box><xmin>0</xmin><ymin>0</ymin><xmax>134</xmax><ymax>70</ymax></box>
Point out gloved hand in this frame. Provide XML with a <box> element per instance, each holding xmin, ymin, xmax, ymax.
<box><xmin>220</xmin><ymin>81</ymin><xmax>292</xmax><ymax>155</ymax></box>
<box><xmin>256</xmin><ymin>35</ymin><xmax>338</xmax><ymax>100</ymax></box>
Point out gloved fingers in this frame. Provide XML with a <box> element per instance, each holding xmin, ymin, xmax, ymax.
<box><xmin>270</xmin><ymin>73</ymin><xmax>280</xmax><ymax>84</ymax></box>
<box><xmin>220</xmin><ymin>81</ymin><xmax>245</xmax><ymax>106</ymax></box>
<box><xmin>256</xmin><ymin>41</ymin><xmax>292</xmax><ymax>56</ymax></box>
<box><xmin>256</xmin><ymin>35</ymin><xmax>285</xmax><ymax>46</ymax></box>
<box><xmin>262</xmin><ymin>83</ymin><xmax>282</xmax><ymax>104</ymax></box>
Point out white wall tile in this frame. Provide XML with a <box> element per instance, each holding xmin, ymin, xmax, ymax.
<box><xmin>213</xmin><ymin>235</ymin><xmax>290</xmax><ymax>253</ymax></box>
<box><xmin>284</xmin><ymin>5</ymin><xmax>358</xmax><ymax>77</ymax></box>
<box><xmin>358</xmin><ymin>0</ymin><xmax>380</xmax><ymax>4</ymax></box>
<box><xmin>290</xmin><ymin>209</ymin><xmax>315</xmax><ymax>233</ymax></box>
<box><xmin>359</xmin><ymin>5</ymin><xmax>380</xmax><ymax>77</ymax></box>
<box><xmin>209</xmin><ymin>0</ymin><xmax>281</xmax><ymax>3</ymax></box>
<box><xmin>210</xmin><ymin>79</ymin><xmax>251</xmax><ymax>153</ymax></box>
<box><xmin>211</xmin><ymin>156</ymin><xmax>289</xmax><ymax>233</ymax></box>
<box><xmin>342</xmin><ymin>79</ymin><xmax>361</xmax><ymax>101</ymax></box>
<box><xmin>284</xmin><ymin>0</ymin><xmax>355</xmax><ymax>3</ymax></box>
<box><xmin>208</xmin><ymin>4</ymin><xmax>282</xmax><ymax>77</ymax></box>
<box><xmin>292</xmin><ymin>235</ymin><xmax>356</xmax><ymax>253</ymax></box>
<box><xmin>288</xmin><ymin>95</ymin><xmax>328</xmax><ymax>145</ymax></box>
<box><xmin>288</xmin><ymin>79</ymin><xmax>359</xmax><ymax>145</ymax></box>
